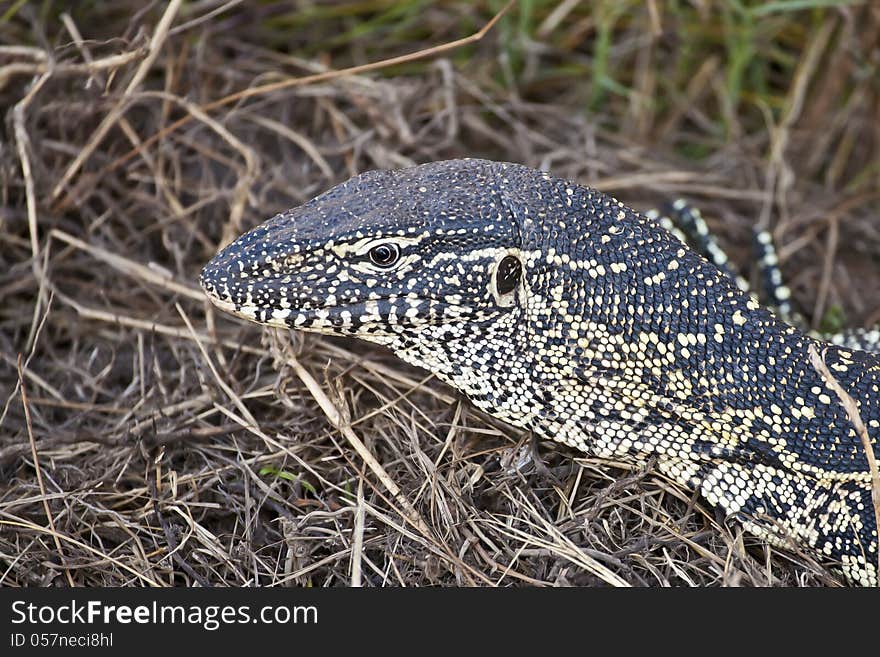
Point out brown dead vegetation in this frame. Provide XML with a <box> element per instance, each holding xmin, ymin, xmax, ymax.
<box><xmin>1</xmin><ymin>1</ymin><xmax>878</xmax><ymax>586</ymax></box>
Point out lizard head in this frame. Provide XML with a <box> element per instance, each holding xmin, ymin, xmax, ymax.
<box><xmin>200</xmin><ymin>159</ymin><xmax>530</xmax><ymax>343</ymax></box>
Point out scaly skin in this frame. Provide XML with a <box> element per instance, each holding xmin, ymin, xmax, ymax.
<box><xmin>200</xmin><ymin>159</ymin><xmax>880</xmax><ymax>585</ymax></box>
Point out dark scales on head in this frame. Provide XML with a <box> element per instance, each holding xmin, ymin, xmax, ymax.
<box><xmin>201</xmin><ymin>158</ymin><xmax>880</xmax><ymax>586</ymax></box>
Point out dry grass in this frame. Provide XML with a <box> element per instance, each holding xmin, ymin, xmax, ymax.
<box><xmin>1</xmin><ymin>1</ymin><xmax>878</xmax><ymax>587</ymax></box>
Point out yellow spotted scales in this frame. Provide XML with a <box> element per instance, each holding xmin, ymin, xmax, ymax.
<box><xmin>201</xmin><ymin>159</ymin><xmax>880</xmax><ymax>586</ymax></box>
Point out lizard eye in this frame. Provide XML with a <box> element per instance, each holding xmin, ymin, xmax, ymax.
<box><xmin>368</xmin><ymin>243</ymin><xmax>400</xmax><ymax>268</ymax></box>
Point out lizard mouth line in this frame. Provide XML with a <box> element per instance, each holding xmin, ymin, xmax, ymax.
<box><xmin>200</xmin><ymin>284</ymin><xmax>476</xmax><ymax>329</ymax></box>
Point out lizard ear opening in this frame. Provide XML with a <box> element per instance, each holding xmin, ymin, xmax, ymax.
<box><xmin>492</xmin><ymin>254</ymin><xmax>522</xmax><ymax>306</ymax></box>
